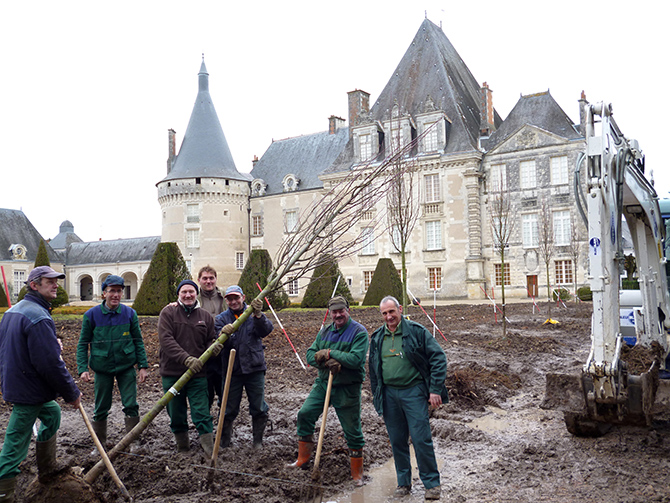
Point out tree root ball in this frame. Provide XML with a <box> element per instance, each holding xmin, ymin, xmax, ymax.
<box><xmin>24</xmin><ymin>471</ymin><xmax>101</xmax><ymax>503</ymax></box>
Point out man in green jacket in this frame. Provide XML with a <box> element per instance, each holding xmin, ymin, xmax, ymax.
<box><xmin>288</xmin><ymin>296</ymin><xmax>368</xmax><ymax>486</ymax></box>
<box><xmin>369</xmin><ymin>296</ymin><xmax>448</xmax><ymax>501</ymax></box>
<box><xmin>77</xmin><ymin>275</ymin><xmax>149</xmax><ymax>446</ymax></box>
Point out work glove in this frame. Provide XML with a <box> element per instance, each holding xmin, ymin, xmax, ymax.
<box><xmin>251</xmin><ymin>298</ymin><xmax>263</xmax><ymax>317</ymax></box>
<box><xmin>184</xmin><ymin>356</ymin><xmax>203</xmax><ymax>373</ymax></box>
<box><xmin>210</xmin><ymin>341</ymin><xmax>223</xmax><ymax>357</ymax></box>
<box><xmin>220</xmin><ymin>324</ymin><xmax>235</xmax><ymax>336</ymax></box>
<box><xmin>324</xmin><ymin>358</ymin><xmax>342</xmax><ymax>375</ymax></box>
<box><xmin>314</xmin><ymin>349</ymin><xmax>330</xmax><ymax>365</ymax></box>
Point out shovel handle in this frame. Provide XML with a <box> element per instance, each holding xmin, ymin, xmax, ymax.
<box><xmin>78</xmin><ymin>403</ymin><xmax>132</xmax><ymax>501</ymax></box>
<box><xmin>312</xmin><ymin>371</ymin><xmax>334</xmax><ymax>474</ymax></box>
<box><xmin>212</xmin><ymin>349</ymin><xmax>236</xmax><ymax>463</ymax></box>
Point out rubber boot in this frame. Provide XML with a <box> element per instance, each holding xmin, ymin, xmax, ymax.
<box><xmin>200</xmin><ymin>433</ymin><xmax>214</xmax><ymax>457</ymax></box>
<box><xmin>252</xmin><ymin>414</ymin><xmax>268</xmax><ymax>449</ymax></box>
<box><xmin>0</xmin><ymin>477</ymin><xmax>16</xmax><ymax>503</ymax></box>
<box><xmin>350</xmin><ymin>448</ymin><xmax>364</xmax><ymax>486</ymax></box>
<box><xmin>220</xmin><ymin>419</ymin><xmax>233</xmax><ymax>448</ymax></box>
<box><xmin>92</xmin><ymin>420</ymin><xmax>107</xmax><ymax>446</ymax></box>
<box><xmin>124</xmin><ymin>415</ymin><xmax>140</xmax><ymax>434</ymax></box>
<box><xmin>174</xmin><ymin>431</ymin><xmax>190</xmax><ymax>452</ymax></box>
<box><xmin>287</xmin><ymin>436</ymin><xmax>313</xmax><ymax>468</ymax></box>
<box><xmin>36</xmin><ymin>435</ymin><xmax>67</xmax><ymax>483</ymax></box>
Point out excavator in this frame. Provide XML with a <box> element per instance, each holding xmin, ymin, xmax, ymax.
<box><xmin>544</xmin><ymin>101</ymin><xmax>670</xmax><ymax>436</ymax></box>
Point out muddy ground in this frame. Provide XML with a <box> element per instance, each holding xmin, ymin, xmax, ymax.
<box><xmin>2</xmin><ymin>301</ymin><xmax>670</xmax><ymax>502</ymax></box>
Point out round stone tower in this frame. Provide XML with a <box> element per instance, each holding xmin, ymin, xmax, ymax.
<box><xmin>157</xmin><ymin>58</ymin><xmax>250</xmax><ymax>286</ymax></box>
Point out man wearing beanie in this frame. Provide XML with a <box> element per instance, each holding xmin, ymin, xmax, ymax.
<box><xmin>157</xmin><ymin>279</ymin><xmax>222</xmax><ymax>456</ymax></box>
<box><xmin>77</xmin><ymin>275</ymin><xmax>149</xmax><ymax>449</ymax></box>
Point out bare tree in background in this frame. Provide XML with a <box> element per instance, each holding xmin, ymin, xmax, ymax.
<box><xmin>537</xmin><ymin>200</ymin><xmax>555</xmax><ymax>316</ymax></box>
<box><xmin>568</xmin><ymin>213</ymin><xmax>585</xmax><ymax>300</ymax></box>
<box><xmin>490</xmin><ymin>175</ymin><xmax>514</xmax><ymax>338</ymax></box>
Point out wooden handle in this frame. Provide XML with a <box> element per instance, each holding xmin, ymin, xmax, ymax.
<box><xmin>212</xmin><ymin>349</ymin><xmax>236</xmax><ymax>464</ymax></box>
<box><xmin>312</xmin><ymin>371</ymin><xmax>334</xmax><ymax>474</ymax></box>
<box><xmin>79</xmin><ymin>403</ymin><xmax>132</xmax><ymax>501</ymax></box>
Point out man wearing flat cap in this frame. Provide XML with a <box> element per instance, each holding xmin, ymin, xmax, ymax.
<box><xmin>157</xmin><ymin>279</ymin><xmax>222</xmax><ymax>456</ymax></box>
<box><xmin>214</xmin><ymin>285</ymin><xmax>273</xmax><ymax>449</ymax></box>
<box><xmin>288</xmin><ymin>295</ymin><xmax>368</xmax><ymax>487</ymax></box>
<box><xmin>77</xmin><ymin>275</ymin><xmax>149</xmax><ymax>448</ymax></box>
<box><xmin>0</xmin><ymin>267</ymin><xmax>81</xmax><ymax>501</ymax></box>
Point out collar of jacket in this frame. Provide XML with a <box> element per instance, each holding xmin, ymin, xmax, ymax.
<box><xmin>178</xmin><ymin>299</ymin><xmax>200</xmax><ymax>315</ymax></box>
<box><xmin>101</xmin><ymin>301</ymin><xmax>121</xmax><ymax>314</ymax></box>
<box><xmin>25</xmin><ymin>290</ymin><xmax>52</xmax><ymax>312</ymax></box>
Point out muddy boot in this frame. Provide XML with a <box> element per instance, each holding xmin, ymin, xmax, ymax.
<box><xmin>124</xmin><ymin>415</ymin><xmax>140</xmax><ymax>434</ymax></box>
<box><xmin>200</xmin><ymin>433</ymin><xmax>214</xmax><ymax>457</ymax></box>
<box><xmin>350</xmin><ymin>448</ymin><xmax>364</xmax><ymax>486</ymax></box>
<box><xmin>92</xmin><ymin>420</ymin><xmax>107</xmax><ymax>446</ymax></box>
<box><xmin>252</xmin><ymin>413</ymin><xmax>268</xmax><ymax>449</ymax></box>
<box><xmin>36</xmin><ymin>435</ymin><xmax>68</xmax><ymax>483</ymax></box>
<box><xmin>220</xmin><ymin>419</ymin><xmax>234</xmax><ymax>448</ymax></box>
<box><xmin>0</xmin><ymin>477</ymin><xmax>16</xmax><ymax>503</ymax></box>
<box><xmin>287</xmin><ymin>436</ymin><xmax>313</xmax><ymax>468</ymax></box>
<box><xmin>174</xmin><ymin>431</ymin><xmax>190</xmax><ymax>452</ymax></box>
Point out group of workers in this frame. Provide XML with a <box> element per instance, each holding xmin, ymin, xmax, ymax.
<box><xmin>0</xmin><ymin>264</ymin><xmax>448</xmax><ymax>502</ymax></box>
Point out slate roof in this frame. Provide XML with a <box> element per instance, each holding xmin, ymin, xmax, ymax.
<box><xmin>66</xmin><ymin>236</ymin><xmax>160</xmax><ymax>265</ymax></box>
<box><xmin>482</xmin><ymin>91</ymin><xmax>582</xmax><ymax>151</ymax></box>
<box><xmin>49</xmin><ymin>220</ymin><xmax>83</xmax><ymax>250</ymax></box>
<box><xmin>161</xmin><ymin>59</ymin><xmax>249</xmax><ymax>183</ymax></box>
<box><xmin>250</xmin><ymin>127</ymin><xmax>350</xmax><ymax>196</ymax></box>
<box><xmin>327</xmin><ymin>19</ymin><xmax>502</xmax><ymax>174</ymax></box>
<box><xmin>0</xmin><ymin>208</ymin><xmax>61</xmax><ymax>263</ymax></box>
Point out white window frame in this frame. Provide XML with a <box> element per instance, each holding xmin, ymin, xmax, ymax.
<box><xmin>13</xmin><ymin>270</ymin><xmax>25</xmax><ymax>300</ymax></box>
<box><xmin>251</xmin><ymin>215</ymin><xmax>263</xmax><ymax>236</ymax></box>
<box><xmin>186</xmin><ymin>229</ymin><xmax>200</xmax><ymax>248</ymax></box>
<box><xmin>235</xmin><ymin>252</ymin><xmax>245</xmax><ymax>270</ymax></box>
<box><xmin>551</xmin><ymin>156</ymin><xmax>569</xmax><ymax>185</ymax></box>
<box><xmin>363</xmin><ymin>271</ymin><xmax>374</xmax><ymax>290</ymax></box>
<box><xmin>359</xmin><ymin>133</ymin><xmax>372</xmax><ymax>161</ymax></box>
<box><xmin>423</xmin><ymin>121</ymin><xmax>438</xmax><ymax>152</ymax></box>
<box><xmin>553</xmin><ymin>210</ymin><xmax>571</xmax><ymax>246</ymax></box>
<box><xmin>361</xmin><ymin>227</ymin><xmax>375</xmax><ymax>255</ymax></box>
<box><xmin>495</xmin><ymin>263</ymin><xmax>511</xmax><ymax>286</ymax></box>
<box><xmin>555</xmin><ymin>259</ymin><xmax>574</xmax><ymax>285</ymax></box>
<box><xmin>284</xmin><ymin>210</ymin><xmax>298</xmax><ymax>234</ymax></box>
<box><xmin>424</xmin><ymin>174</ymin><xmax>440</xmax><ymax>203</ymax></box>
<box><xmin>287</xmin><ymin>277</ymin><xmax>299</xmax><ymax>296</ymax></box>
<box><xmin>425</xmin><ymin>220</ymin><xmax>442</xmax><ymax>250</ymax></box>
<box><xmin>490</xmin><ymin>164</ymin><xmax>507</xmax><ymax>192</ymax></box>
<box><xmin>522</xmin><ymin>213</ymin><xmax>539</xmax><ymax>248</ymax></box>
<box><xmin>186</xmin><ymin>203</ymin><xmax>200</xmax><ymax>223</ymax></box>
<box><xmin>428</xmin><ymin>267</ymin><xmax>442</xmax><ymax>290</ymax></box>
<box><xmin>519</xmin><ymin>160</ymin><xmax>537</xmax><ymax>189</ymax></box>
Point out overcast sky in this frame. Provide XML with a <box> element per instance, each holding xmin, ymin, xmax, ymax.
<box><xmin>1</xmin><ymin>0</ymin><xmax>666</xmax><ymax>243</ymax></box>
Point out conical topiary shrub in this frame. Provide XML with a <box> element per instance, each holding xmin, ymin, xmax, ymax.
<box><xmin>362</xmin><ymin>258</ymin><xmax>403</xmax><ymax>306</ymax></box>
<box><xmin>237</xmin><ymin>249</ymin><xmax>289</xmax><ymax>310</ymax></box>
<box><xmin>133</xmin><ymin>242</ymin><xmax>192</xmax><ymax>315</ymax></box>
<box><xmin>301</xmin><ymin>254</ymin><xmax>354</xmax><ymax>308</ymax></box>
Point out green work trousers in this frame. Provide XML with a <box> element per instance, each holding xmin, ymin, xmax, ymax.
<box><xmin>93</xmin><ymin>367</ymin><xmax>139</xmax><ymax>421</ymax></box>
<box><xmin>0</xmin><ymin>401</ymin><xmax>61</xmax><ymax>480</ymax></box>
<box><xmin>296</xmin><ymin>379</ymin><xmax>364</xmax><ymax>450</ymax></box>
<box><xmin>162</xmin><ymin>376</ymin><xmax>213</xmax><ymax>435</ymax></box>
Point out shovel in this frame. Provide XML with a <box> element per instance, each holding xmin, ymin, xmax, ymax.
<box><xmin>311</xmin><ymin>371</ymin><xmax>334</xmax><ymax>481</ymax></box>
<box><xmin>78</xmin><ymin>403</ymin><xmax>132</xmax><ymax>501</ymax></box>
<box><xmin>211</xmin><ymin>349</ymin><xmax>236</xmax><ymax>466</ymax></box>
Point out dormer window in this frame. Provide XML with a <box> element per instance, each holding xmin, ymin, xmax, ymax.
<box><xmin>251</xmin><ymin>178</ymin><xmax>267</xmax><ymax>196</ymax></box>
<box><xmin>282</xmin><ymin>174</ymin><xmax>300</xmax><ymax>192</ymax></box>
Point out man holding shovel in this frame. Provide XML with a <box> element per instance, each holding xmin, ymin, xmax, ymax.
<box><xmin>77</xmin><ymin>275</ymin><xmax>149</xmax><ymax>448</ymax></box>
<box><xmin>369</xmin><ymin>296</ymin><xmax>448</xmax><ymax>501</ymax></box>
<box><xmin>0</xmin><ymin>267</ymin><xmax>81</xmax><ymax>503</ymax></box>
<box><xmin>288</xmin><ymin>295</ymin><xmax>368</xmax><ymax>487</ymax></box>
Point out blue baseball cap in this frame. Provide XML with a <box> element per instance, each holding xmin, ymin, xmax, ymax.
<box><xmin>224</xmin><ymin>285</ymin><xmax>244</xmax><ymax>297</ymax></box>
<box><xmin>102</xmin><ymin>275</ymin><xmax>125</xmax><ymax>292</ymax></box>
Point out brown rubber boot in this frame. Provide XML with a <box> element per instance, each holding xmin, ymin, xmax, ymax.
<box><xmin>287</xmin><ymin>436</ymin><xmax>313</xmax><ymax>468</ymax></box>
<box><xmin>174</xmin><ymin>431</ymin><xmax>190</xmax><ymax>452</ymax></box>
<box><xmin>0</xmin><ymin>477</ymin><xmax>16</xmax><ymax>503</ymax></box>
<box><xmin>350</xmin><ymin>448</ymin><xmax>364</xmax><ymax>486</ymax></box>
<box><xmin>36</xmin><ymin>435</ymin><xmax>68</xmax><ymax>483</ymax></box>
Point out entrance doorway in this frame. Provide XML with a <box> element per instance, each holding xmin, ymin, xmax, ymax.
<box><xmin>527</xmin><ymin>275</ymin><xmax>538</xmax><ymax>297</ymax></box>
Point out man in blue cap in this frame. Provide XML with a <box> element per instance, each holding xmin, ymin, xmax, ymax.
<box><xmin>214</xmin><ymin>285</ymin><xmax>273</xmax><ymax>449</ymax></box>
<box><xmin>0</xmin><ymin>267</ymin><xmax>81</xmax><ymax>502</ymax></box>
<box><xmin>77</xmin><ymin>275</ymin><xmax>149</xmax><ymax>448</ymax></box>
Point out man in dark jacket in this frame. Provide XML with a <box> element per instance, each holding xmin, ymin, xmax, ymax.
<box><xmin>0</xmin><ymin>267</ymin><xmax>81</xmax><ymax>502</ymax></box>
<box><xmin>158</xmin><ymin>280</ymin><xmax>222</xmax><ymax>456</ymax></box>
<box><xmin>77</xmin><ymin>275</ymin><xmax>149</xmax><ymax>446</ymax></box>
<box><xmin>369</xmin><ymin>296</ymin><xmax>448</xmax><ymax>501</ymax></box>
<box><xmin>214</xmin><ymin>285</ymin><xmax>273</xmax><ymax>449</ymax></box>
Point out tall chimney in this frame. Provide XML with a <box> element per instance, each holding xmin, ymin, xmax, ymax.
<box><xmin>167</xmin><ymin>129</ymin><xmax>176</xmax><ymax>174</ymax></box>
<box><xmin>578</xmin><ymin>90</ymin><xmax>589</xmax><ymax>136</ymax></box>
<box><xmin>479</xmin><ymin>82</ymin><xmax>495</xmax><ymax>136</ymax></box>
<box><xmin>328</xmin><ymin>115</ymin><xmax>345</xmax><ymax>134</ymax></box>
<box><xmin>347</xmin><ymin>89</ymin><xmax>370</xmax><ymax>137</ymax></box>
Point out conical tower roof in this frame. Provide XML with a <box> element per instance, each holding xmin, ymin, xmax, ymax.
<box><xmin>370</xmin><ymin>19</ymin><xmax>500</xmax><ymax>154</ymax></box>
<box><xmin>162</xmin><ymin>58</ymin><xmax>246</xmax><ymax>182</ymax></box>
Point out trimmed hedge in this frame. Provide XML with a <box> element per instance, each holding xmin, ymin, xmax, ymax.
<box><xmin>577</xmin><ymin>285</ymin><xmax>592</xmax><ymax>301</ymax></box>
<box><xmin>237</xmin><ymin>249</ymin><xmax>289</xmax><ymax>310</ymax></box>
<box><xmin>301</xmin><ymin>255</ymin><xmax>354</xmax><ymax>308</ymax></box>
<box><xmin>0</xmin><ymin>284</ymin><xmax>8</xmax><ymax>308</ymax></box>
<box><xmin>133</xmin><ymin>243</ymin><xmax>192</xmax><ymax>315</ymax></box>
<box><xmin>362</xmin><ymin>258</ymin><xmax>403</xmax><ymax>306</ymax></box>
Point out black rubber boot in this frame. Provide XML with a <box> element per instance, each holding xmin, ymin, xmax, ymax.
<box><xmin>0</xmin><ymin>477</ymin><xmax>16</xmax><ymax>503</ymax></box>
<box><xmin>252</xmin><ymin>414</ymin><xmax>268</xmax><ymax>449</ymax></box>
<box><xmin>220</xmin><ymin>419</ymin><xmax>234</xmax><ymax>448</ymax></box>
<box><xmin>174</xmin><ymin>431</ymin><xmax>190</xmax><ymax>452</ymax></box>
<box><xmin>92</xmin><ymin>419</ymin><xmax>107</xmax><ymax>446</ymax></box>
<box><xmin>36</xmin><ymin>435</ymin><xmax>68</xmax><ymax>483</ymax></box>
